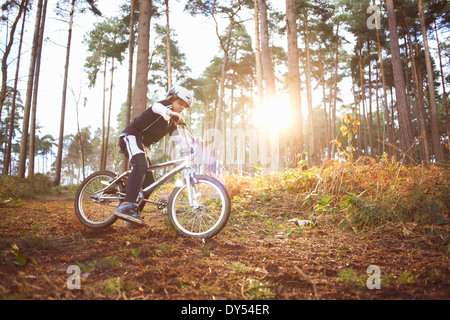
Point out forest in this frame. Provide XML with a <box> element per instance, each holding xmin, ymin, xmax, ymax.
<box><xmin>0</xmin><ymin>0</ymin><xmax>449</xmax><ymax>301</ymax></box>
<box><xmin>0</xmin><ymin>0</ymin><xmax>449</xmax><ymax>180</ymax></box>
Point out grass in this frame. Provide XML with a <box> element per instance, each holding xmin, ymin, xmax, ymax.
<box><xmin>241</xmin><ymin>278</ymin><xmax>276</xmax><ymax>300</ymax></box>
<box><xmin>223</xmin><ymin>156</ymin><xmax>449</xmax><ymax>234</ymax></box>
<box><xmin>0</xmin><ymin>174</ymin><xmax>54</xmax><ymax>204</ymax></box>
<box><xmin>2</xmin><ymin>156</ymin><xmax>448</xmax><ymax>237</ymax></box>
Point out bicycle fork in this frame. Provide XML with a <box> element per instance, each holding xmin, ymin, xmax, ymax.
<box><xmin>184</xmin><ymin>168</ymin><xmax>199</xmax><ymax>208</ymax></box>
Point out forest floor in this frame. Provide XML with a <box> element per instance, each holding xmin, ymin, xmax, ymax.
<box><xmin>1</xmin><ymin>175</ymin><xmax>448</xmax><ymax>301</ymax></box>
<box><xmin>1</xmin><ymin>159</ymin><xmax>449</xmax><ymax>302</ymax></box>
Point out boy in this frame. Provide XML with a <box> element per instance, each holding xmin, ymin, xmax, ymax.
<box><xmin>114</xmin><ymin>85</ymin><xmax>193</xmax><ymax>227</ymax></box>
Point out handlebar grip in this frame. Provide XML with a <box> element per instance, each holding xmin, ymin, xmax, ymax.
<box><xmin>169</xmin><ymin>113</ymin><xmax>184</xmax><ymax>124</ymax></box>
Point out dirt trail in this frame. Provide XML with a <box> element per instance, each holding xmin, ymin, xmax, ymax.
<box><xmin>0</xmin><ymin>198</ymin><xmax>448</xmax><ymax>300</ymax></box>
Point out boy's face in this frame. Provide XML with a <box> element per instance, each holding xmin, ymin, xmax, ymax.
<box><xmin>172</xmin><ymin>98</ymin><xmax>189</xmax><ymax>113</ymax></box>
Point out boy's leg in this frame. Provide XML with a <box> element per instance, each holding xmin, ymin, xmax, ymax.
<box><xmin>125</xmin><ymin>153</ymin><xmax>148</xmax><ymax>203</ymax></box>
<box><xmin>139</xmin><ymin>170</ymin><xmax>155</xmax><ymax>212</ymax></box>
<box><xmin>116</xmin><ymin>135</ymin><xmax>146</xmax><ymax>226</ymax></box>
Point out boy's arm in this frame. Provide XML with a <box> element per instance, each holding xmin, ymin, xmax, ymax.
<box><xmin>152</xmin><ymin>102</ymin><xmax>171</xmax><ymax>121</ymax></box>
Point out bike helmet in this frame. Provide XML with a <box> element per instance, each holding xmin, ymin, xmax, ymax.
<box><xmin>167</xmin><ymin>85</ymin><xmax>193</xmax><ymax>108</ymax></box>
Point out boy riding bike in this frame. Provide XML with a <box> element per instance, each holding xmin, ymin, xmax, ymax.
<box><xmin>115</xmin><ymin>85</ymin><xmax>193</xmax><ymax>227</ymax></box>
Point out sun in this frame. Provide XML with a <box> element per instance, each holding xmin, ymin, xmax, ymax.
<box><xmin>252</xmin><ymin>94</ymin><xmax>292</xmax><ymax>133</ymax></box>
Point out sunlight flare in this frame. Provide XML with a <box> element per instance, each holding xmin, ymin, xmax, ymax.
<box><xmin>253</xmin><ymin>94</ymin><xmax>292</xmax><ymax>133</ymax></box>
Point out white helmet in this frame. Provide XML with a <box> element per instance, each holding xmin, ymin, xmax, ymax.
<box><xmin>167</xmin><ymin>85</ymin><xmax>193</xmax><ymax>107</ymax></box>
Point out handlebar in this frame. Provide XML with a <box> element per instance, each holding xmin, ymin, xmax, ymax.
<box><xmin>169</xmin><ymin>113</ymin><xmax>184</xmax><ymax>125</ymax></box>
<box><xmin>174</xmin><ymin>122</ymin><xmax>197</xmax><ymax>157</ymax></box>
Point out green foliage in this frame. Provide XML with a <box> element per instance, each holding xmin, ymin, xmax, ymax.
<box><xmin>241</xmin><ymin>278</ymin><xmax>275</xmax><ymax>300</ymax></box>
<box><xmin>0</xmin><ymin>240</ymin><xmax>36</xmax><ymax>266</ymax></box>
<box><xmin>228</xmin><ymin>157</ymin><xmax>449</xmax><ymax>234</ymax></box>
<box><xmin>337</xmin><ymin>267</ymin><xmax>365</xmax><ymax>287</ymax></box>
<box><xmin>0</xmin><ymin>174</ymin><xmax>53</xmax><ymax>205</ymax></box>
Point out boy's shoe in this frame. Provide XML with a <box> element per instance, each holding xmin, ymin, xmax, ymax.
<box><xmin>124</xmin><ymin>217</ymin><xmax>142</xmax><ymax>228</ymax></box>
<box><xmin>114</xmin><ymin>202</ymin><xmax>145</xmax><ymax>227</ymax></box>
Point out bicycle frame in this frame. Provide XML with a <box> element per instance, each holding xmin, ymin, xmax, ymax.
<box><xmin>93</xmin><ymin>124</ymin><xmax>197</xmax><ymax>208</ymax></box>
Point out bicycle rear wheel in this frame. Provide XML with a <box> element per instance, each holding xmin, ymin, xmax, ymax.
<box><xmin>75</xmin><ymin>170</ymin><xmax>124</xmax><ymax>230</ymax></box>
<box><xmin>167</xmin><ymin>174</ymin><xmax>231</xmax><ymax>238</ymax></box>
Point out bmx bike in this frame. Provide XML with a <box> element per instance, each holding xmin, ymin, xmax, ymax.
<box><xmin>74</xmin><ymin>124</ymin><xmax>231</xmax><ymax>239</ymax></box>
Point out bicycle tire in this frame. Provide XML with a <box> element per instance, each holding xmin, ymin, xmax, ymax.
<box><xmin>74</xmin><ymin>170</ymin><xmax>124</xmax><ymax>230</ymax></box>
<box><xmin>167</xmin><ymin>174</ymin><xmax>231</xmax><ymax>238</ymax></box>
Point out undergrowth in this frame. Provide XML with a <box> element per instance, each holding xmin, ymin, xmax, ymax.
<box><xmin>222</xmin><ymin>156</ymin><xmax>449</xmax><ymax>233</ymax></box>
<box><xmin>2</xmin><ymin>157</ymin><xmax>448</xmax><ymax>235</ymax></box>
<box><xmin>0</xmin><ymin>174</ymin><xmax>54</xmax><ymax>206</ymax></box>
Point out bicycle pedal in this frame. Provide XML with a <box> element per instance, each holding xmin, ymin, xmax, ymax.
<box><xmin>157</xmin><ymin>202</ymin><xmax>167</xmax><ymax>210</ymax></box>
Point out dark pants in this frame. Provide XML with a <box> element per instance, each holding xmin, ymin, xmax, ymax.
<box><xmin>119</xmin><ymin>135</ymin><xmax>155</xmax><ymax>206</ymax></box>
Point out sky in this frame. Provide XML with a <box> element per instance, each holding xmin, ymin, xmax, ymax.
<box><xmin>10</xmin><ymin>0</ymin><xmax>342</xmax><ymax>147</ymax></box>
<box><xmin>29</xmin><ymin>0</ymin><xmax>225</xmax><ymax>140</ymax></box>
<box><xmin>9</xmin><ymin>0</ymin><xmax>445</xmax><ymax>152</ymax></box>
<box><xmin>9</xmin><ymin>0</ymin><xmax>288</xmax><ymax>142</ymax></box>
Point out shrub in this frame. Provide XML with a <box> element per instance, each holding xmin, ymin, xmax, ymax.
<box><xmin>0</xmin><ymin>174</ymin><xmax>54</xmax><ymax>204</ymax></box>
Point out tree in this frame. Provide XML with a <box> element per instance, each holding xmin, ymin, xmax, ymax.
<box><xmin>295</xmin><ymin>0</ymin><xmax>335</xmax><ymax>162</ymax></box>
<box><xmin>258</xmin><ymin>0</ymin><xmax>276</xmax><ymax>100</ymax></box>
<box><xmin>3</xmin><ymin>0</ymin><xmax>28</xmax><ymax>175</ymax></box>
<box><xmin>164</xmin><ymin>0</ymin><xmax>172</xmax><ymax>89</ymax></box>
<box><xmin>17</xmin><ymin>0</ymin><xmax>44</xmax><ymax>178</ymax></box>
<box><xmin>0</xmin><ymin>0</ymin><xmax>28</xmax><ymax>123</ymax></box>
<box><xmin>285</xmin><ymin>0</ymin><xmax>303</xmax><ymax>160</ymax></box>
<box><xmin>1</xmin><ymin>90</ymin><xmax>24</xmax><ymax>174</ymax></box>
<box><xmin>28</xmin><ymin>0</ymin><xmax>48</xmax><ymax>178</ymax></box>
<box><xmin>148</xmin><ymin>24</ymin><xmax>190</xmax><ymax>92</ymax></box>
<box><xmin>118</xmin><ymin>0</ymin><xmax>137</xmax><ymax>172</ymax></box>
<box><xmin>84</xmin><ymin>16</ymin><xmax>128</xmax><ymax>170</ymax></box>
<box><xmin>54</xmin><ymin>0</ymin><xmax>101</xmax><ymax>185</ymax></box>
<box><xmin>386</xmin><ymin>0</ymin><xmax>415</xmax><ymax>163</ymax></box>
<box><xmin>124</xmin><ymin>0</ymin><xmax>136</xmax><ymax>127</ymax></box>
<box><xmin>254</xmin><ymin>0</ymin><xmax>264</xmax><ymax>106</ymax></box>
<box><xmin>400</xmin><ymin>0</ymin><xmax>430</xmax><ymax>161</ymax></box>
<box><xmin>132</xmin><ymin>0</ymin><xmax>152</xmax><ymax>119</ymax></box>
<box><xmin>418</xmin><ymin>0</ymin><xmax>442</xmax><ymax>162</ymax></box>
<box><xmin>185</xmin><ymin>0</ymin><xmax>249</xmax><ymax>133</ymax></box>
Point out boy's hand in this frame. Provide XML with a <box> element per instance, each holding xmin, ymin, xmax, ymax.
<box><xmin>169</xmin><ymin>111</ymin><xmax>184</xmax><ymax>125</ymax></box>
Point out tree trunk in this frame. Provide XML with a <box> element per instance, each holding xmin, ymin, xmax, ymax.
<box><xmin>123</xmin><ymin>0</ymin><xmax>135</xmax><ymax>173</ymax></box>
<box><xmin>386</xmin><ymin>0</ymin><xmax>415</xmax><ymax>163</ymax></box>
<box><xmin>376</xmin><ymin>66</ymin><xmax>382</xmax><ymax>155</ymax></box>
<box><xmin>402</xmin><ymin>1</ymin><xmax>430</xmax><ymax>161</ymax></box>
<box><xmin>3</xmin><ymin>3</ymin><xmax>27</xmax><ymax>175</ymax></box>
<box><xmin>320</xmin><ymin>60</ymin><xmax>329</xmax><ymax>159</ymax></box>
<box><xmin>165</xmin><ymin>0</ymin><xmax>172</xmax><ymax>89</ymax></box>
<box><xmin>367</xmin><ymin>40</ymin><xmax>374</xmax><ymax>156</ymax></box>
<box><xmin>103</xmin><ymin>57</ymin><xmax>115</xmax><ymax>170</ymax></box>
<box><xmin>72</xmin><ymin>87</ymin><xmax>85</xmax><ymax>181</ymax></box>
<box><xmin>258</xmin><ymin>0</ymin><xmax>275</xmax><ymax>100</ymax></box>
<box><xmin>358</xmin><ymin>37</ymin><xmax>368</xmax><ymax>155</ymax></box>
<box><xmin>28</xmin><ymin>0</ymin><xmax>48</xmax><ymax>178</ymax></box>
<box><xmin>0</xmin><ymin>0</ymin><xmax>27</xmax><ymax>122</ymax></box>
<box><xmin>286</xmin><ymin>0</ymin><xmax>303</xmax><ymax>161</ymax></box>
<box><xmin>254</xmin><ymin>0</ymin><xmax>263</xmax><ymax>106</ymax></box>
<box><xmin>418</xmin><ymin>0</ymin><xmax>442</xmax><ymax>162</ymax></box>
<box><xmin>18</xmin><ymin>0</ymin><xmax>43</xmax><ymax>178</ymax></box>
<box><xmin>132</xmin><ymin>0</ymin><xmax>152</xmax><ymax>118</ymax></box>
<box><xmin>330</xmin><ymin>23</ymin><xmax>339</xmax><ymax>158</ymax></box>
<box><xmin>375</xmin><ymin>16</ymin><xmax>392</xmax><ymax>155</ymax></box>
<box><xmin>54</xmin><ymin>0</ymin><xmax>75</xmax><ymax>185</ymax></box>
<box><xmin>213</xmin><ymin>19</ymin><xmax>234</xmax><ymax>132</ymax></box>
<box><xmin>100</xmin><ymin>57</ymin><xmax>107</xmax><ymax>170</ymax></box>
<box><xmin>304</xmin><ymin>13</ymin><xmax>315</xmax><ymax>164</ymax></box>
<box><xmin>434</xmin><ymin>21</ymin><xmax>449</xmax><ymax>160</ymax></box>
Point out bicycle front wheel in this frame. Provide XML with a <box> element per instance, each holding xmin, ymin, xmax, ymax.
<box><xmin>75</xmin><ymin>170</ymin><xmax>124</xmax><ymax>230</ymax></box>
<box><xmin>167</xmin><ymin>175</ymin><xmax>231</xmax><ymax>238</ymax></box>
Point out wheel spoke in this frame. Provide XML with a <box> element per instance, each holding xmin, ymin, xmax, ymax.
<box><xmin>170</xmin><ymin>177</ymin><xmax>228</xmax><ymax>237</ymax></box>
<box><xmin>77</xmin><ymin>173</ymin><xmax>122</xmax><ymax>226</ymax></box>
